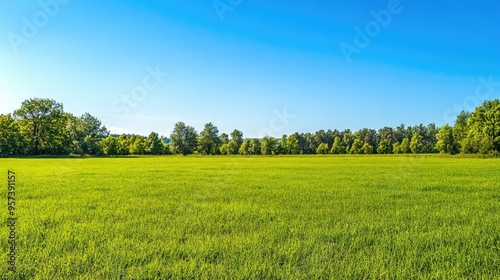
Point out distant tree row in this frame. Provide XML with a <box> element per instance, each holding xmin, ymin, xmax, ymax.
<box><xmin>1</xmin><ymin>98</ymin><xmax>499</xmax><ymax>156</ymax></box>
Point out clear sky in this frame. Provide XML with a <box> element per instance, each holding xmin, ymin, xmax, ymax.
<box><xmin>1</xmin><ymin>0</ymin><xmax>499</xmax><ymax>137</ymax></box>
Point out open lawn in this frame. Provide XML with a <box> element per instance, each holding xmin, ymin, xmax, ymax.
<box><xmin>1</xmin><ymin>156</ymin><xmax>500</xmax><ymax>279</ymax></box>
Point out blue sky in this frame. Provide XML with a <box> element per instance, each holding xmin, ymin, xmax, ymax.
<box><xmin>1</xmin><ymin>0</ymin><xmax>499</xmax><ymax>137</ymax></box>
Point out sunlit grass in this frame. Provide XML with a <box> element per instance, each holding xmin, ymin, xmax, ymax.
<box><xmin>1</xmin><ymin>155</ymin><xmax>499</xmax><ymax>279</ymax></box>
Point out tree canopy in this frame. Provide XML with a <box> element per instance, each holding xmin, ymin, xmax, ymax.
<box><xmin>1</xmin><ymin>98</ymin><xmax>500</xmax><ymax>156</ymax></box>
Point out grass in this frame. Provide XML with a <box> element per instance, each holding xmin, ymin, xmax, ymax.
<box><xmin>1</xmin><ymin>155</ymin><xmax>499</xmax><ymax>279</ymax></box>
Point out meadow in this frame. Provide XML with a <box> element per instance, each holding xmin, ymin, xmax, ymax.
<box><xmin>1</xmin><ymin>155</ymin><xmax>499</xmax><ymax>279</ymax></box>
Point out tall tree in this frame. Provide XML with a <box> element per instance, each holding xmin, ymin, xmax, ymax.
<box><xmin>377</xmin><ymin>139</ymin><xmax>392</xmax><ymax>154</ymax></box>
<box><xmin>378</xmin><ymin>126</ymin><xmax>394</xmax><ymax>146</ymax></box>
<box><xmin>286</xmin><ymin>134</ymin><xmax>300</xmax><ymax>154</ymax></box>
<box><xmin>466</xmin><ymin>99</ymin><xmax>500</xmax><ymax>153</ymax></box>
<box><xmin>356</xmin><ymin>128</ymin><xmax>377</xmax><ymax>152</ymax></box>
<box><xmin>423</xmin><ymin>123</ymin><xmax>438</xmax><ymax>152</ymax></box>
<box><xmin>198</xmin><ymin>122</ymin><xmax>221</xmax><ymax>155</ymax></box>
<box><xmin>261</xmin><ymin>136</ymin><xmax>277</xmax><ymax>155</ymax></box>
<box><xmin>100</xmin><ymin>135</ymin><xmax>118</xmax><ymax>156</ymax></box>
<box><xmin>129</xmin><ymin>135</ymin><xmax>146</xmax><ymax>155</ymax></box>
<box><xmin>250</xmin><ymin>138</ymin><xmax>261</xmax><ymax>155</ymax></box>
<box><xmin>14</xmin><ymin>98</ymin><xmax>67</xmax><ymax>155</ymax></box>
<box><xmin>229</xmin><ymin>129</ymin><xmax>244</xmax><ymax>155</ymax></box>
<box><xmin>117</xmin><ymin>134</ymin><xmax>131</xmax><ymax>155</ymax></box>
<box><xmin>453</xmin><ymin>111</ymin><xmax>471</xmax><ymax>152</ymax></box>
<box><xmin>341</xmin><ymin>129</ymin><xmax>354</xmax><ymax>153</ymax></box>
<box><xmin>219</xmin><ymin>133</ymin><xmax>229</xmax><ymax>145</ymax></box>
<box><xmin>146</xmin><ymin>132</ymin><xmax>163</xmax><ymax>155</ymax></box>
<box><xmin>362</xmin><ymin>142</ymin><xmax>374</xmax><ymax>154</ymax></box>
<box><xmin>436</xmin><ymin>124</ymin><xmax>456</xmax><ymax>154</ymax></box>
<box><xmin>400</xmin><ymin>138</ymin><xmax>411</xmax><ymax>154</ymax></box>
<box><xmin>316</xmin><ymin>143</ymin><xmax>329</xmax><ymax>154</ymax></box>
<box><xmin>67</xmin><ymin>112</ymin><xmax>109</xmax><ymax>155</ymax></box>
<box><xmin>239</xmin><ymin>139</ymin><xmax>252</xmax><ymax>155</ymax></box>
<box><xmin>392</xmin><ymin>141</ymin><xmax>401</xmax><ymax>154</ymax></box>
<box><xmin>0</xmin><ymin>114</ymin><xmax>23</xmax><ymax>156</ymax></box>
<box><xmin>279</xmin><ymin>134</ymin><xmax>288</xmax><ymax>155</ymax></box>
<box><xmin>330</xmin><ymin>136</ymin><xmax>344</xmax><ymax>154</ymax></box>
<box><xmin>410</xmin><ymin>132</ymin><xmax>423</xmax><ymax>154</ymax></box>
<box><xmin>394</xmin><ymin>124</ymin><xmax>406</xmax><ymax>144</ymax></box>
<box><xmin>170</xmin><ymin>122</ymin><xmax>198</xmax><ymax>155</ymax></box>
<box><xmin>349</xmin><ymin>139</ymin><xmax>363</xmax><ymax>154</ymax></box>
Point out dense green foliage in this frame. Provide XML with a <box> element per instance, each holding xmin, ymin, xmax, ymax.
<box><xmin>1</xmin><ymin>98</ymin><xmax>500</xmax><ymax>156</ymax></box>
<box><xmin>1</xmin><ymin>156</ymin><xmax>499</xmax><ymax>278</ymax></box>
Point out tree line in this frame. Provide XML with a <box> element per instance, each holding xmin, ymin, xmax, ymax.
<box><xmin>1</xmin><ymin>98</ymin><xmax>499</xmax><ymax>156</ymax></box>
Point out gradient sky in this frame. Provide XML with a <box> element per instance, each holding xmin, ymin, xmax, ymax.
<box><xmin>1</xmin><ymin>0</ymin><xmax>499</xmax><ymax>137</ymax></box>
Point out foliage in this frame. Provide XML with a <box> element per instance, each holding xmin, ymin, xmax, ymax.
<box><xmin>465</xmin><ymin>99</ymin><xmax>500</xmax><ymax>154</ymax></box>
<box><xmin>261</xmin><ymin>136</ymin><xmax>277</xmax><ymax>155</ymax></box>
<box><xmin>67</xmin><ymin>113</ymin><xmax>109</xmax><ymax>155</ymax></box>
<box><xmin>410</xmin><ymin>132</ymin><xmax>423</xmax><ymax>154</ymax></box>
<box><xmin>377</xmin><ymin>139</ymin><xmax>392</xmax><ymax>154</ymax></box>
<box><xmin>330</xmin><ymin>137</ymin><xmax>344</xmax><ymax>154</ymax></box>
<box><xmin>316</xmin><ymin>143</ymin><xmax>329</xmax><ymax>154</ymax></box>
<box><xmin>170</xmin><ymin>122</ymin><xmax>198</xmax><ymax>155</ymax></box>
<box><xmin>0</xmin><ymin>114</ymin><xmax>23</xmax><ymax>156</ymax></box>
<box><xmin>436</xmin><ymin>124</ymin><xmax>456</xmax><ymax>154</ymax></box>
<box><xmin>2</xmin><ymin>98</ymin><xmax>500</xmax><ymax>156</ymax></box>
<box><xmin>13</xmin><ymin>98</ymin><xmax>68</xmax><ymax>155</ymax></box>
<box><xmin>198</xmin><ymin>122</ymin><xmax>221</xmax><ymax>155</ymax></box>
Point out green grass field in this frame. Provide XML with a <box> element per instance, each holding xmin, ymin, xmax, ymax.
<box><xmin>1</xmin><ymin>156</ymin><xmax>500</xmax><ymax>279</ymax></box>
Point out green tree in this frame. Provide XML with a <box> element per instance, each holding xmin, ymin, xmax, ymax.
<box><xmin>342</xmin><ymin>130</ymin><xmax>354</xmax><ymax>153</ymax></box>
<box><xmin>250</xmin><ymin>138</ymin><xmax>261</xmax><ymax>155</ymax></box>
<box><xmin>362</xmin><ymin>142</ymin><xmax>374</xmax><ymax>154</ymax></box>
<box><xmin>394</xmin><ymin>124</ymin><xmax>406</xmax><ymax>143</ymax></box>
<box><xmin>261</xmin><ymin>136</ymin><xmax>277</xmax><ymax>155</ymax></box>
<box><xmin>392</xmin><ymin>141</ymin><xmax>401</xmax><ymax>154</ymax></box>
<box><xmin>117</xmin><ymin>134</ymin><xmax>131</xmax><ymax>155</ymax></box>
<box><xmin>219</xmin><ymin>133</ymin><xmax>229</xmax><ymax>145</ymax></box>
<box><xmin>67</xmin><ymin>112</ymin><xmax>108</xmax><ymax>155</ymax></box>
<box><xmin>14</xmin><ymin>98</ymin><xmax>68</xmax><ymax>155</ymax></box>
<box><xmin>220</xmin><ymin>143</ymin><xmax>229</xmax><ymax>155</ymax></box>
<box><xmin>330</xmin><ymin>137</ymin><xmax>344</xmax><ymax>154</ymax></box>
<box><xmin>422</xmin><ymin>123</ymin><xmax>438</xmax><ymax>153</ymax></box>
<box><xmin>198</xmin><ymin>122</ymin><xmax>221</xmax><ymax>155</ymax></box>
<box><xmin>436</xmin><ymin>125</ymin><xmax>456</xmax><ymax>154</ymax></box>
<box><xmin>146</xmin><ymin>132</ymin><xmax>163</xmax><ymax>155</ymax></box>
<box><xmin>316</xmin><ymin>143</ymin><xmax>329</xmax><ymax>154</ymax></box>
<box><xmin>170</xmin><ymin>122</ymin><xmax>198</xmax><ymax>155</ymax></box>
<box><xmin>349</xmin><ymin>139</ymin><xmax>363</xmax><ymax>154</ymax></box>
<box><xmin>410</xmin><ymin>132</ymin><xmax>423</xmax><ymax>154</ymax></box>
<box><xmin>377</xmin><ymin>139</ymin><xmax>392</xmax><ymax>154</ymax></box>
<box><xmin>279</xmin><ymin>134</ymin><xmax>288</xmax><ymax>155</ymax></box>
<box><xmin>466</xmin><ymin>99</ymin><xmax>500</xmax><ymax>154</ymax></box>
<box><xmin>400</xmin><ymin>138</ymin><xmax>411</xmax><ymax>154</ymax></box>
<box><xmin>453</xmin><ymin>111</ymin><xmax>471</xmax><ymax>153</ymax></box>
<box><xmin>378</xmin><ymin>126</ymin><xmax>394</xmax><ymax>146</ymax></box>
<box><xmin>287</xmin><ymin>134</ymin><xmax>300</xmax><ymax>154</ymax></box>
<box><xmin>229</xmin><ymin>129</ymin><xmax>244</xmax><ymax>155</ymax></box>
<box><xmin>129</xmin><ymin>135</ymin><xmax>146</xmax><ymax>155</ymax></box>
<box><xmin>100</xmin><ymin>136</ymin><xmax>118</xmax><ymax>156</ymax></box>
<box><xmin>356</xmin><ymin>128</ymin><xmax>377</xmax><ymax>152</ymax></box>
<box><xmin>239</xmin><ymin>139</ymin><xmax>251</xmax><ymax>155</ymax></box>
<box><xmin>0</xmin><ymin>114</ymin><xmax>23</xmax><ymax>156</ymax></box>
